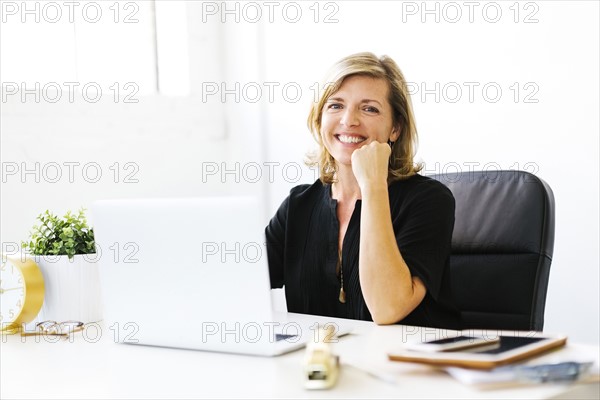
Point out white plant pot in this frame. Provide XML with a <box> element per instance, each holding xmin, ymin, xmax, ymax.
<box><xmin>33</xmin><ymin>254</ymin><xmax>102</xmax><ymax>324</ymax></box>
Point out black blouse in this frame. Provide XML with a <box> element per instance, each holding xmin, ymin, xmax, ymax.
<box><xmin>265</xmin><ymin>174</ymin><xmax>460</xmax><ymax>329</ymax></box>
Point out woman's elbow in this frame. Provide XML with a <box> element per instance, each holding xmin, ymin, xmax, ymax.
<box><xmin>370</xmin><ymin>288</ymin><xmax>427</xmax><ymax>325</ymax></box>
<box><xmin>371</xmin><ymin>308</ymin><xmax>410</xmax><ymax>325</ymax></box>
<box><xmin>373</xmin><ymin>316</ymin><xmax>399</xmax><ymax>326</ymax></box>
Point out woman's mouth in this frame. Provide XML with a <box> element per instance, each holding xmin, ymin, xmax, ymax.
<box><xmin>335</xmin><ymin>134</ymin><xmax>367</xmax><ymax>144</ymax></box>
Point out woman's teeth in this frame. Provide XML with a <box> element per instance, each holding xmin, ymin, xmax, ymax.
<box><xmin>337</xmin><ymin>135</ymin><xmax>365</xmax><ymax>144</ymax></box>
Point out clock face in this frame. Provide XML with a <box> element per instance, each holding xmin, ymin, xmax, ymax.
<box><xmin>0</xmin><ymin>259</ymin><xmax>26</xmax><ymax>328</ymax></box>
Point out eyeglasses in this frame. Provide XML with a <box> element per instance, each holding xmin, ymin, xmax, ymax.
<box><xmin>20</xmin><ymin>320</ymin><xmax>85</xmax><ymax>338</ymax></box>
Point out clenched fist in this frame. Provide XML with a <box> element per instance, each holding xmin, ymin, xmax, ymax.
<box><xmin>351</xmin><ymin>141</ymin><xmax>391</xmax><ymax>191</ymax></box>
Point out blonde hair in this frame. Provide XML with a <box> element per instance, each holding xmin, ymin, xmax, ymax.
<box><xmin>307</xmin><ymin>52</ymin><xmax>422</xmax><ymax>184</ymax></box>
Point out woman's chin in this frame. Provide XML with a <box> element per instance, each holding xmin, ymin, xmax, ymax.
<box><xmin>333</xmin><ymin>157</ymin><xmax>353</xmax><ymax>169</ymax></box>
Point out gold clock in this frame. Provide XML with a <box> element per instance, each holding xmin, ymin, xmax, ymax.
<box><xmin>0</xmin><ymin>254</ymin><xmax>45</xmax><ymax>333</ymax></box>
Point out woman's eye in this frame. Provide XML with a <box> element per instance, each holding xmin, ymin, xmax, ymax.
<box><xmin>327</xmin><ymin>103</ymin><xmax>343</xmax><ymax>110</ymax></box>
<box><xmin>364</xmin><ymin>106</ymin><xmax>379</xmax><ymax>113</ymax></box>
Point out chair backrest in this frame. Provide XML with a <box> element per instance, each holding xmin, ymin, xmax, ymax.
<box><xmin>429</xmin><ymin>170</ymin><xmax>555</xmax><ymax>331</ymax></box>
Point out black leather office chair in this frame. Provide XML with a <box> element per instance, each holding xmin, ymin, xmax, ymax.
<box><xmin>429</xmin><ymin>170</ymin><xmax>555</xmax><ymax>331</ymax></box>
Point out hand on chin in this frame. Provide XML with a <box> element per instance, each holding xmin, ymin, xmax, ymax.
<box><xmin>350</xmin><ymin>141</ymin><xmax>390</xmax><ymax>190</ymax></box>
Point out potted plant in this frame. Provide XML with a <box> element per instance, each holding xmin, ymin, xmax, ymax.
<box><xmin>22</xmin><ymin>209</ymin><xmax>102</xmax><ymax>323</ymax></box>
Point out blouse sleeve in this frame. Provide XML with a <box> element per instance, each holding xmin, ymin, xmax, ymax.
<box><xmin>264</xmin><ymin>195</ymin><xmax>290</xmax><ymax>289</ymax></box>
<box><xmin>392</xmin><ymin>180</ymin><xmax>455</xmax><ymax>301</ymax></box>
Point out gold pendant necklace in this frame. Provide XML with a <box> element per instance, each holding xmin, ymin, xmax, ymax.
<box><xmin>337</xmin><ymin>250</ymin><xmax>346</xmax><ymax>303</ymax></box>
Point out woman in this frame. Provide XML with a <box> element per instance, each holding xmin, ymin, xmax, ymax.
<box><xmin>265</xmin><ymin>52</ymin><xmax>459</xmax><ymax>328</ymax></box>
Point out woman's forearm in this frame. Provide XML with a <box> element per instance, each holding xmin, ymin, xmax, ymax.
<box><xmin>359</xmin><ymin>184</ymin><xmax>426</xmax><ymax>324</ymax></box>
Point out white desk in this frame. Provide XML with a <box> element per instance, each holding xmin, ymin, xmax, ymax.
<box><xmin>1</xmin><ymin>314</ymin><xmax>598</xmax><ymax>399</ymax></box>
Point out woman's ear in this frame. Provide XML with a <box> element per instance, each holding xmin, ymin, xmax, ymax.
<box><xmin>390</xmin><ymin>126</ymin><xmax>401</xmax><ymax>143</ymax></box>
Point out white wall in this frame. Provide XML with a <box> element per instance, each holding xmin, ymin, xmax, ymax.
<box><xmin>1</xmin><ymin>1</ymin><xmax>598</xmax><ymax>344</ymax></box>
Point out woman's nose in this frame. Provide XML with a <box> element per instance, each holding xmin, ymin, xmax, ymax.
<box><xmin>340</xmin><ymin>108</ymin><xmax>359</xmax><ymax>127</ymax></box>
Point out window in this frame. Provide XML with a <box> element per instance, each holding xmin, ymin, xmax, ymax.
<box><xmin>1</xmin><ymin>0</ymin><xmax>190</xmax><ymax>96</ymax></box>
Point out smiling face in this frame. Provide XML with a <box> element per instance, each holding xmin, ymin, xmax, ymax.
<box><xmin>320</xmin><ymin>75</ymin><xmax>400</xmax><ymax>167</ymax></box>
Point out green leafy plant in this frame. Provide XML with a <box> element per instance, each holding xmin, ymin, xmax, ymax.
<box><xmin>22</xmin><ymin>209</ymin><xmax>95</xmax><ymax>260</ymax></box>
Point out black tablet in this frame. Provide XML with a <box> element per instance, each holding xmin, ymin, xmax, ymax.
<box><xmin>388</xmin><ymin>333</ymin><xmax>567</xmax><ymax>369</ymax></box>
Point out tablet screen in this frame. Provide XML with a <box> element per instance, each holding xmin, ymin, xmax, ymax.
<box><xmin>462</xmin><ymin>336</ymin><xmax>545</xmax><ymax>355</ymax></box>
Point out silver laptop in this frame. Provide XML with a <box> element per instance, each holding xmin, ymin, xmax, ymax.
<box><xmin>92</xmin><ymin>196</ymin><xmax>349</xmax><ymax>356</ymax></box>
